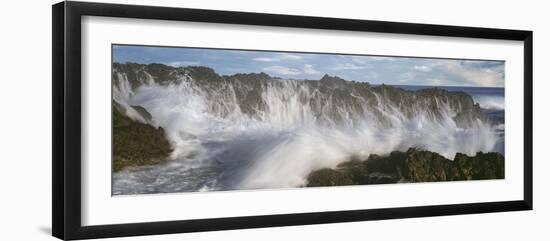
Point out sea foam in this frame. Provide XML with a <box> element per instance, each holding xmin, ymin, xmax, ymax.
<box><xmin>112</xmin><ymin>71</ymin><xmax>500</xmax><ymax>191</ymax></box>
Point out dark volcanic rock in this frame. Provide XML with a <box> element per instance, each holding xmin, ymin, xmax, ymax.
<box><xmin>112</xmin><ymin>62</ymin><xmax>488</xmax><ymax>128</ymax></box>
<box><xmin>306</xmin><ymin>168</ymin><xmax>354</xmax><ymax>186</ymax></box>
<box><xmin>130</xmin><ymin>105</ymin><xmax>153</xmax><ymax>122</ymax></box>
<box><xmin>225</xmin><ymin>72</ymin><xmax>272</xmax><ymax>83</ymax></box>
<box><xmin>144</xmin><ymin>63</ymin><xmax>180</xmax><ymax>84</ymax></box>
<box><xmin>185</xmin><ymin>66</ymin><xmax>224</xmax><ymax>83</ymax></box>
<box><xmin>320</xmin><ymin>74</ymin><xmax>348</xmax><ymax>88</ymax></box>
<box><xmin>112</xmin><ymin>62</ymin><xmax>146</xmax><ymax>90</ymax></box>
<box><xmin>112</xmin><ymin>101</ymin><xmax>172</xmax><ymax>172</ymax></box>
<box><xmin>306</xmin><ymin>148</ymin><xmax>504</xmax><ymax>187</ymax></box>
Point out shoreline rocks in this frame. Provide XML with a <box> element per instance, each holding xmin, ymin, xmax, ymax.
<box><xmin>112</xmin><ymin>101</ymin><xmax>172</xmax><ymax>172</ymax></box>
<box><xmin>306</xmin><ymin>148</ymin><xmax>504</xmax><ymax>187</ymax></box>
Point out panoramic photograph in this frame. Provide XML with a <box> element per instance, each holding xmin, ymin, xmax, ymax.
<box><xmin>111</xmin><ymin>45</ymin><xmax>505</xmax><ymax>195</ymax></box>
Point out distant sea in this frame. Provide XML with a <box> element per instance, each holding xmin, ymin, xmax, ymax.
<box><xmin>396</xmin><ymin>85</ymin><xmax>505</xmax><ymax>155</ymax></box>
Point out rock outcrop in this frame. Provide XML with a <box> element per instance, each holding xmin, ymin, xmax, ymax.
<box><xmin>112</xmin><ymin>63</ymin><xmax>489</xmax><ymax>128</ymax></box>
<box><xmin>112</xmin><ymin>101</ymin><xmax>172</xmax><ymax>172</ymax></box>
<box><xmin>306</xmin><ymin>148</ymin><xmax>504</xmax><ymax>187</ymax></box>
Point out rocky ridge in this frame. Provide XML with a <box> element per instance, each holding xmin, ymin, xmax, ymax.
<box><xmin>112</xmin><ymin>63</ymin><xmax>489</xmax><ymax>128</ymax></box>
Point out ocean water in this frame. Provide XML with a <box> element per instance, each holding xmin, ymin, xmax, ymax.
<box><xmin>397</xmin><ymin>85</ymin><xmax>505</xmax><ymax>154</ymax></box>
<box><xmin>112</xmin><ymin>79</ymin><xmax>505</xmax><ymax>195</ymax></box>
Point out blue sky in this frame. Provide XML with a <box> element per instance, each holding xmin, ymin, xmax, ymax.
<box><xmin>113</xmin><ymin>45</ymin><xmax>505</xmax><ymax>87</ymax></box>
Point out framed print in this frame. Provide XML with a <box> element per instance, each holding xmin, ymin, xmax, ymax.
<box><xmin>52</xmin><ymin>1</ymin><xmax>533</xmax><ymax>240</ymax></box>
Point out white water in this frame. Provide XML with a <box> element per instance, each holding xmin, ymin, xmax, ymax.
<box><xmin>474</xmin><ymin>95</ymin><xmax>505</xmax><ymax>110</ymax></box>
<box><xmin>112</xmin><ymin>73</ymin><xmax>500</xmax><ymax>193</ymax></box>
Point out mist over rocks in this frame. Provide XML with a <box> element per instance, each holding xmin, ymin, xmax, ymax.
<box><xmin>130</xmin><ymin>105</ymin><xmax>152</xmax><ymax>122</ymax></box>
<box><xmin>111</xmin><ymin>62</ymin><xmax>503</xmax><ymax>191</ymax></box>
<box><xmin>112</xmin><ymin>62</ymin><xmax>488</xmax><ymax>128</ymax></box>
<box><xmin>306</xmin><ymin>148</ymin><xmax>504</xmax><ymax>187</ymax></box>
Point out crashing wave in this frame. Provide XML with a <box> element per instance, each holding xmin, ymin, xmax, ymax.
<box><xmin>112</xmin><ymin>63</ymin><xmax>500</xmax><ymax>191</ymax></box>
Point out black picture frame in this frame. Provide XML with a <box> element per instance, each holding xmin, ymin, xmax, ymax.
<box><xmin>52</xmin><ymin>1</ymin><xmax>533</xmax><ymax>240</ymax></box>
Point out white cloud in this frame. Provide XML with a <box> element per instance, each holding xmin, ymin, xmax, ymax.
<box><xmin>252</xmin><ymin>53</ymin><xmax>302</xmax><ymax>62</ymax></box>
<box><xmin>365</xmin><ymin>56</ymin><xmax>398</xmax><ymax>61</ymax></box>
<box><xmin>279</xmin><ymin>53</ymin><xmax>303</xmax><ymax>60</ymax></box>
<box><xmin>429</xmin><ymin>78</ymin><xmax>448</xmax><ymax>86</ymax></box>
<box><xmin>351</xmin><ymin>57</ymin><xmax>368</xmax><ymax>64</ymax></box>
<box><xmin>303</xmin><ymin>64</ymin><xmax>320</xmax><ymax>74</ymax></box>
<box><xmin>350</xmin><ymin>56</ymin><xmax>392</xmax><ymax>64</ymax></box>
<box><xmin>413</xmin><ymin>65</ymin><xmax>431</xmax><ymax>72</ymax></box>
<box><xmin>166</xmin><ymin>61</ymin><xmax>200</xmax><ymax>67</ymax></box>
<box><xmin>438</xmin><ymin>61</ymin><xmax>503</xmax><ymax>87</ymax></box>
<box><xmin>253</xmin><ymin>53</ymin><xmax>303</xmax><ymax>63</ymax></box>
<box><xmin>398</xmin><ymin>60</ymin><xmax>504</xmax><ymax>87</ymax></box>
<box><xmin>253</xmin><ymin>57</ymin><xmax>280</xmax><ymax>62</ymax></box>
<box><xmin>333</xmin><ymin>63</ymin><xmax>368</xmax><ymax>70</ymax></box>
<box><xmin>263</xmin><ymin>66</ymin><xmax>302</xmax><ymax>75</ymax></box>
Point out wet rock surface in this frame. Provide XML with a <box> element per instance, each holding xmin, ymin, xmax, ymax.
<box><xmin>307</xmin><ymin>148</ymin><xmax>504</xmax><ymax>187</ymax></box>
<box><xmin>112</xmin><ymin>101</ymin><xmax>172</xmax><ymax>172</ymax></box>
